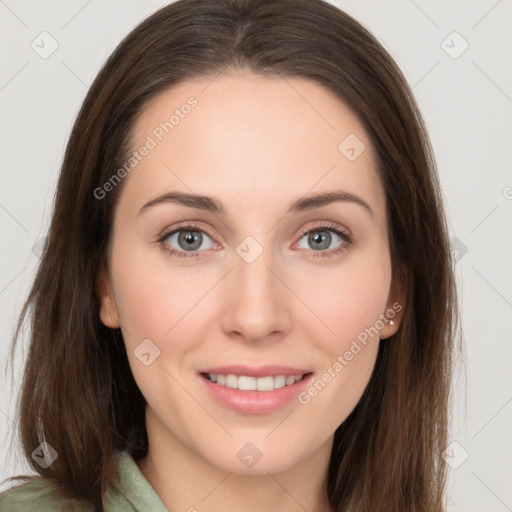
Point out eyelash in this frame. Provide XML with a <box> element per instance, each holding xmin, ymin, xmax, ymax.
<box><xmin>157</xmin><ymin>221</ymin><xmax>354</xmax><ymax>260</ymax></box>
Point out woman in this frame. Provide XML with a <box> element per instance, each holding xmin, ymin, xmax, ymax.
<box><xmin>0</xmin><ymin>0</ymin><xmax>458</xmax><ymax>510</ymax></box>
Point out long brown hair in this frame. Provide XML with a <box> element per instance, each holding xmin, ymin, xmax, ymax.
<box><xmin>4</xmin><ymin>0</ymin><xmax>459</xmax><ymax>510</ymax></box>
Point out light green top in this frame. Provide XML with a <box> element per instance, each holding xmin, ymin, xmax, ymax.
<box><xmin>0</xmin><ymin>451</ymin><xmax>168</xmax><ymax>511</ymax></box>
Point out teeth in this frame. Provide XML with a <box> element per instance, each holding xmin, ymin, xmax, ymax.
<box><xmin>256</xmin><ymin>376</ymin><xmax>274</xmax><ymax>391</ymax></box>
<box><xmin>205</xmin><ymin>373</ymin><xmax>306</xmax><ymax>391</ymax></box>
<box><xmin>225</xmin><ymin>374</ymin><xmax>238</xmax><ymax>389</ymax></box>
<box><xmin>238</xmin><ymin>376</ymin><xmax>256</xmax><ymax>390</ymax></box>
<box><xmin>274</xmin><ymin>375</ymin><xmax>286</xmax><ymax>389</ymax></box>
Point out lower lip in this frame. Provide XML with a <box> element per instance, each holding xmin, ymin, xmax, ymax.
<box><xmin>197</xmin><ymin>373</ymin><xmax>314</xmax><ymax>415</ymax></box>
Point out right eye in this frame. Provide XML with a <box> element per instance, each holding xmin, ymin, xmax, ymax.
<box><xmin>159</xmin><ymin>223</ymin><xmax>217</xmax><ymax>259</ymax></box>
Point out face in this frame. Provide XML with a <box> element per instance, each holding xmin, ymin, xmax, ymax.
<box><xmin>97</xmin><ymin>70</ymin><xmax>403</xmax><ymax>475</ymax></box>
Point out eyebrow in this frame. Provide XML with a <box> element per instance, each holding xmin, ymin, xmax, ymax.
<box><xmin>138</xmin><ymin>190</ymin><xmax>374</xmax><ymax>217</ymax></box>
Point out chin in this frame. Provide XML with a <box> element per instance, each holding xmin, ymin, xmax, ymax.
<box><xmin>195</xmin><ymin>434</ymin><xmax>315</xmax><ymax>476</ymax></box>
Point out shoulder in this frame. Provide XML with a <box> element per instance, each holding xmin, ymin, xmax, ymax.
<box><xmin>0</xmin><ymin>478</ymin><xmax>94</xmax><ymax>512</ymax></box>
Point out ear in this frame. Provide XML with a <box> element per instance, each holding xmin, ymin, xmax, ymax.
<box><xmin>95</xmin><ymin>266</ymin><xmax>120</xmax><ymax>328</ymax></box>
<box><xmin>380</xmin><ymin>271</ymin><xmax>406</xmax><ymax>340</ymax></box>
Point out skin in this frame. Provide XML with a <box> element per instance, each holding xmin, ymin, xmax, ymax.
<box><xmin>96</xmin><ymin>70</ymin><xmax>404</xmax><ymax>512</ymax></box>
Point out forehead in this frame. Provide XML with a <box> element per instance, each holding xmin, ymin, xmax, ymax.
<box><xmin>122</xmin><ymin>71</ymin><xmax>384</xmax><ymax>218</ymax></box>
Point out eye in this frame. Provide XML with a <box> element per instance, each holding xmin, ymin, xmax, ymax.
<box><xmin>295</xmin><ymin>222</ymin><xmax>353</xmax><ymax>259</ymax></box>
<box><xmin>158</xmin><ymin>221</ymin><xmax>353</xmax><ymax>260</ymax></box>
<box><xmin>158</xmin><ymin>223</ymin><xmax>216</xmax><ymax>259</ymax></box>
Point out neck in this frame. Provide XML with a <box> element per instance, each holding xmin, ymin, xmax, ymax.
<box><xmin>137</xmin><ymin>410</ymin><xmax>333</xmax><ymax>512</ymax></box>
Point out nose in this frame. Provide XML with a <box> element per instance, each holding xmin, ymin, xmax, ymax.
<box><xmin>220</xmin><ymin>244</ymin><xmax>292</xmax><ymax>344</ymax></box>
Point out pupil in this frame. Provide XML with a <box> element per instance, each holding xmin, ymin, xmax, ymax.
<box><xmin>180</xmin><ymin>230</ymin><xmax>201</xmax><ymax>251</ymax></box>
<box><xmin>310</xmin><ymin>231</ymin><xmax>330</xmax><ymax>250</ymax></box>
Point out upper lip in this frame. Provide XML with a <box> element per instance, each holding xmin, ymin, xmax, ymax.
<box><xmin>198</xmin><ymin>365</ymin><xmax>312</xmax><ymax>378</ymax></box>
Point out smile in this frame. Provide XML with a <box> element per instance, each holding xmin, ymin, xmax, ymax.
<box><xmin>202</xmin><ymin>373</ymin><xmax>308</xmax><ymax>391</ymax></box>
<box><xmin>197</xmin><ymin>366</ymin><xmax>314</xmax><ymax>414</ymax></box>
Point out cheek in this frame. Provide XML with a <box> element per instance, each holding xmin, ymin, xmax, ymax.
<box><xmin>109</xmin><ymin>237</ymin><xmax>208</xmax><ymax>344</ymax></box>
<box><xmin>109</xmin><ymin>246</ymin><xmax>204</xmax><ymax>411</ymax></box>
<box><xmin>112</xmin><ymin>268</ymin><xmax>169</xmax><ymax>343</ymax></box>
<box><xmin>293</xmin><ymin>255</ymin><xmax>390</xmax><ymax>425</ymax></box>
<box><xmin>304</xmin><ymin>256</ymin><xmax>391</xmax><ymax>349</ymax></box>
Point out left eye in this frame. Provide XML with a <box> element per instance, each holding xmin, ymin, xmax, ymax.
<box><xmin>296</xmin><ymin>228</ymin><xmax>347</xmax><ymax>252</ymax></box>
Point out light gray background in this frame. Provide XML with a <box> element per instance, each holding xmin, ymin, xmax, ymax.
<box><xmin>1</xmin><ymin>1</ymin><xmax>511</xmax><ymax>510</ymax></box>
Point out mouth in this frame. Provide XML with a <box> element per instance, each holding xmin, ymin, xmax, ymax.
<box><xmin>201</xmin><ymin>372</ymin><xmax>312</xmax><ymax>391</ymax></box>
<box><xmin>196</xmin><ymin>365</ymin><xmax>314</xmax><ymax>415</ymax></box>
